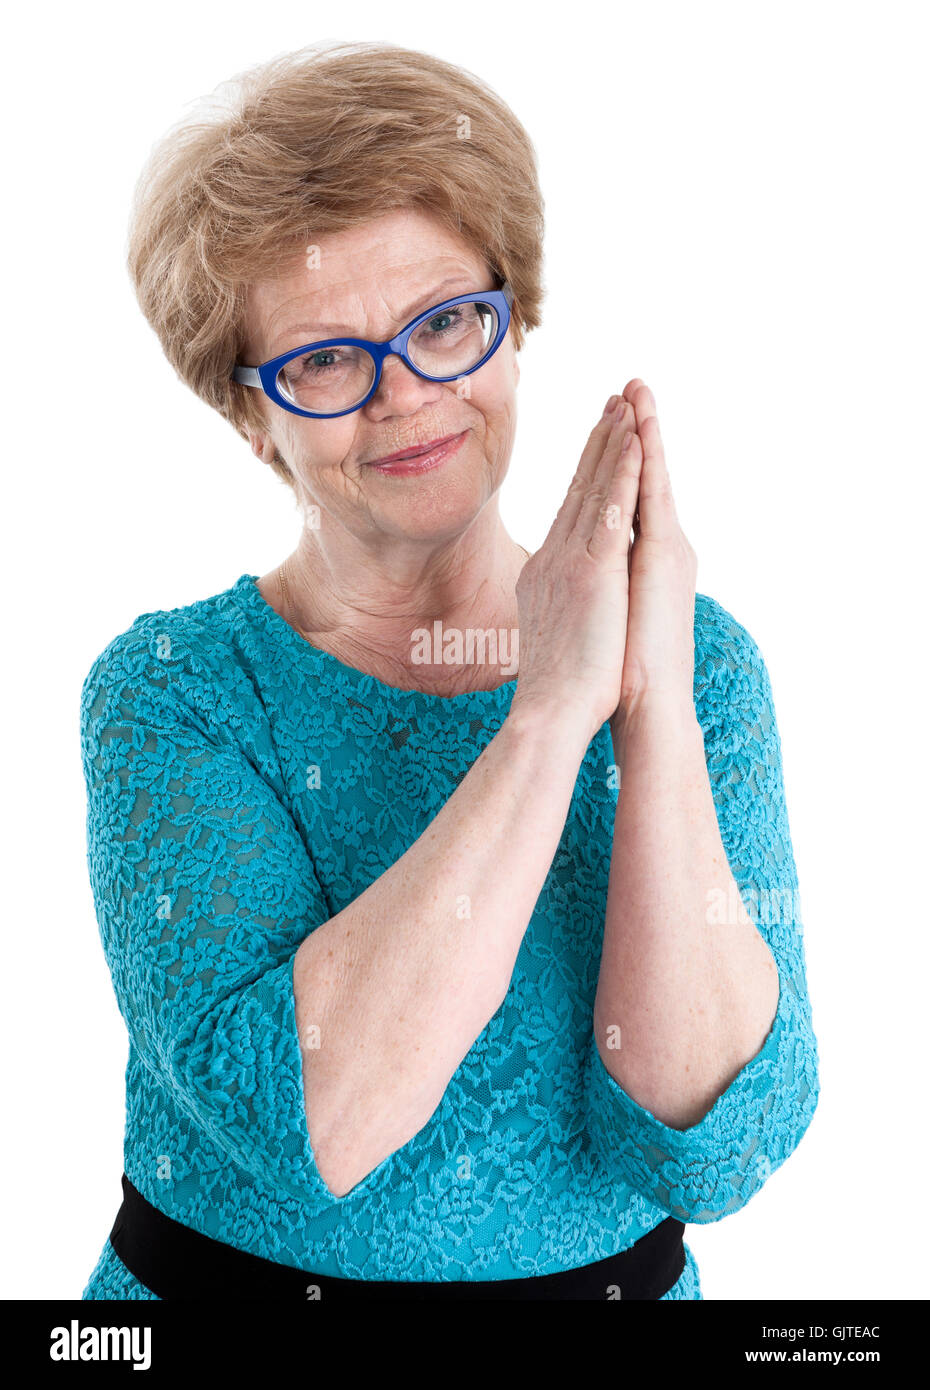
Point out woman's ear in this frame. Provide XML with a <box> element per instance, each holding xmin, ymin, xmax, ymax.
<box><xmin>249</xmin><ymin>433</ymin><xmax>277</xmax><ymax>466</ymax></box>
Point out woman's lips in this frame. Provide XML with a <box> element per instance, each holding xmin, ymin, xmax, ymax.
<box><xmin>365</xmin><ymin>430</ymin><xmax>468</xmax><ymax>476</ymax></box>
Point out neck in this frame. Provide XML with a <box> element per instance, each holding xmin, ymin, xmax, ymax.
<box><xmin>267</xmin><ymin>510</ymin><xmax>528</xmax><ymax>696</ymax></box>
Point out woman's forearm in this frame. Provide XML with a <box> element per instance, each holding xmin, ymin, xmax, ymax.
<box><xmin>294</xmin><ymin>700</ymin><xmax>591</xmax><ymax>1197</ymax></box>
<box><xmin>594</xmin><ymin>697</ymin><xmax>780</xmax><ymax>1129</ymax></box>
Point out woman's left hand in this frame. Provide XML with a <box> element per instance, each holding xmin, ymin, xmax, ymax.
<box><xmin>610</xmin><ymin>379</ymin><xmax>699</xmax><ymax>745</ymax></box>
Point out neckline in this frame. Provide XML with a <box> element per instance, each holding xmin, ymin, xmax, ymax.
<box><xmin>231</xmin><ymin>573</ymin><xmax>519</xmax><ymax>709</ymax></box>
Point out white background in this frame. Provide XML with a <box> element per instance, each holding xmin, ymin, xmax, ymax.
<box><xmin>2</xmin><ymin>0</ymin><xmax>927</xmax><ymax>1301</ymax></box>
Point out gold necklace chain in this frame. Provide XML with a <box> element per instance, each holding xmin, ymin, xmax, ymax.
<box><xmin>277</xmin><ymin>556</ymin><xmax>304</xmax><ymax>636</ymax></box>
<box><xmin>278</xmin><ymin>544</ymin><xmax>530</xmax><ymax>639</ymax></box>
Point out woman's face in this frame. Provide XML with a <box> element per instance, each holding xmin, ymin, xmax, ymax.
<box><xmin>242</xmin><ymin>207</ymin><xmax>520</xmax><ymax>549</ymax></box>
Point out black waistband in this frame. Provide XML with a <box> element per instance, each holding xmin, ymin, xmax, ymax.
<box><xmin>108</xmin><ymin>1173</ymin><xmax>684</xmax><ymax>1301</ymax></box>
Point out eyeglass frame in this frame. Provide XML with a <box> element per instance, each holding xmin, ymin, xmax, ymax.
<box><xmin>231</xmin><ymin>280</ymin><xmax>515</xmax><ymax>420</ymax></box>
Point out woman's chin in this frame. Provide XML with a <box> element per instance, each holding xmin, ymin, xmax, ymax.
<box><xmin>358</xmin><ymin>470</ymin><xmax>498</xmax><ymax>538</ymax></box>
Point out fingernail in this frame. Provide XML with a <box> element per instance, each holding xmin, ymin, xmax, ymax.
<box><xmin>620</xmin><ymin>429</ymin><xmax>634</xmax><ymax>453</ymax></box>
<box><xmin>603</xmin><ymin>394</ymin><xmax>619</xmax><ymax>417</ymax></box>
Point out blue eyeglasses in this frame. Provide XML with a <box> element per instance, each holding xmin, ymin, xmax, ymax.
<box><xmin>232</xmin><ymin>281</ymin><xmax>514</xmax><ymax>419</ymax></box>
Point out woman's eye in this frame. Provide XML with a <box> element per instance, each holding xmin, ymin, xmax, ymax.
<box><xmin>424</xmin><ymin>308</ymin><xmax>463</xmax><ymax>335</ymax></box>
<box><xmin>291</xmin><ymin>350</ymin><xmax>342</xmax><ymax>377</ymax></box>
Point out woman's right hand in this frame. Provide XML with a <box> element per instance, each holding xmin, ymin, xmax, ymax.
<box><xmin>510</xmin><ymin>395</ymin><xmax>642</xmax><ymax>745</ymax></box>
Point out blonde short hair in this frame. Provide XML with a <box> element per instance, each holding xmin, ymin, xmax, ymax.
<box><xmin>127</xmin><ymin>40</ymin><xmax>545</xmax><ymax>488</ymax></box>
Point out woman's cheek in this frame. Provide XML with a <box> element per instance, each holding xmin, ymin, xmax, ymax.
<box><xmin>281</xmin><ymin>417</ymin><xmax>353</xmax><ymax>480</ymax></box>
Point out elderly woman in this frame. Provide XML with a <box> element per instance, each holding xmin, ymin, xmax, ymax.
<box><xmin>80</xmin><ymin>41</ymin><xmax>819</xmax><ymax>1302</ymax></box>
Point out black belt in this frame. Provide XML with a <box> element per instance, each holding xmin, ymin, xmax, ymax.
<box><xmin>108</xmin><ymin>1173</ymin><xmax>685</xmax><ymax>1300</ymax></box>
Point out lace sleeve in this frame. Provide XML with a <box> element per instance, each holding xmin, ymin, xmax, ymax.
<box><xmin>80</xmin><ymin>621</ymin><xmax>375</xmax><ymax>1211</ymax></box>
<box><xmin>582</xmin><ymin>597</ymin><xmax>820</xmax><ymax>1223</ymax></box>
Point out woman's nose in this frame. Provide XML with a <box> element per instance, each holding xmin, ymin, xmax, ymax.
<box><xmin>367</xmin><ymin>352</ymin><xmax>445</xmax><ymax>416</ymax></box>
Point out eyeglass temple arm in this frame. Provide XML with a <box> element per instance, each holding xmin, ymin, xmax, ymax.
<box><xmin>233</xmin><ymin>365</ymin><xmax>261</xmax><ymax>387</ymax></box>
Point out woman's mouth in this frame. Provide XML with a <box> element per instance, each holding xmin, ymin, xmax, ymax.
<box><xmin>364</xmin><ymin>430</ymin><xmax>468</xmax><ymax>476</ymax></box>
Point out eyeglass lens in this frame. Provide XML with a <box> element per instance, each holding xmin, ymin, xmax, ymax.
<box><xmin>274</xmin><ymin>297</ymin><xmax>501</xmax><ymax>414</ymax></box>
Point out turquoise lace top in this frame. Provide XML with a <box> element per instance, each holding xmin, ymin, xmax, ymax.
<box><xmin>80</xmin><ymin>572</ymin><xmax>819</xmax><ymax>1300</ymax></box>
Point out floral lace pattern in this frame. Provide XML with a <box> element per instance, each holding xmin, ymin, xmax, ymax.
<box><xmin>80</xmin><ymin>1232</ymin><xmax>702</xmax><ymax>1300</ymax></box>
<box><xmin>79</xmin><ymin>573</ymin><xmax>818</xmax><ymax>1297</ymax></box>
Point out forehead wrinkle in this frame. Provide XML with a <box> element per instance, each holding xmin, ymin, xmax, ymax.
<box><xmin>256</xmin><ymin>259</ymin><xmax>484</xmax><ymax>357</ymax></box>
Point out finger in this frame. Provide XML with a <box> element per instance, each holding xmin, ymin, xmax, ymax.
<box><xmin>552</xmin><ymin>395</ymin><xmax>629</xmax><ymax>537</ymax></box>
<box><xmin>572</xmin><ymin>402</ymin><xmax>634</xmax><ymax>539</ymax></box>
<box><xmin>626</xmin><ymin>382</ymin><xmax>679</xmax><ymax>543</ymax></box>
<box><xmin>628</xmin><ymin>497</ymin><xmax>641</xmax><ymax>579</ymax></box>
<box><xmin>637</xmin><ymin>415</ymin><xmax>679</xmax><ymax>542</ymax></box>
<box><xmin>546</xmin><ymin>396</ymin><xmax>629</xmax><ymax>541</ymax></box>
<box><xmin>584</xmin><ymin>423</ymin><xmax>643</xmax><ymax>560</ymax></box>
